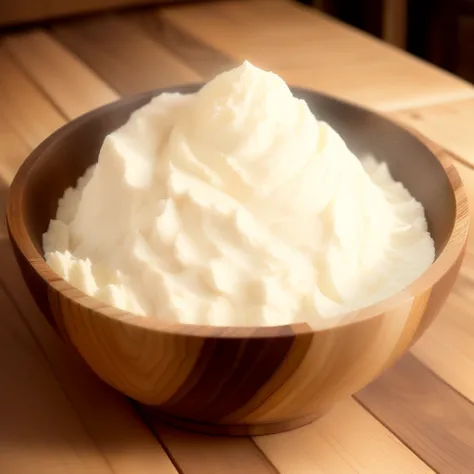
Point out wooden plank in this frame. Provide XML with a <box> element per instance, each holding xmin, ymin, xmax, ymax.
<box><xmin>53</xmin><ymin>14</ymin><xmax>201</xmax><ymax>96</ymax></box>
<box><xmin>0</xmin><ymin>116</ymin><xmax>30</xmax><ymax>189</ymax></box>
<box><xmin>145</xmin><ymin>420</ymin><xmax>279</xmax><ymax>474</ymax></box>
<box><xmin>3</xmin><ymin>29</ymin><xmax>119</xmax><ymax>118</ymax></box>
<box><xmin>357</xmin><ymin>354</ymin><xmax>474</xmax><ymax>474</ymax></box>
<box><xmin>0</xmin><ymin>279</ymin><xmax>112</xmax><ymax>474</ymax></box>
<box><xmin>256</xmin><ymin>399</ymin><xmax>434</xmax><ymax>474</ymax></box>
<box><xmin>0</xmin><ymin>0</ymin><xmax>184</xmax><ymax>26</ymax></box>
<box><xmin>0</xmin><ymin>50</ymin><xmax>179</xmax><ymax>474</ymax></box>
<box><xmin>127</xmin><ymin>10</ymin><xmax>236</xmax><ymax>79</ymax></box>
<box><xmin>0</xmin><ymin>47</ymin><xmax>65</xmax><ymax>148</ymax></box>
<box><xmin>391</xmin><ymin>99</ymin><xmax>474</xmax><ymax>168</ymax></box>
<box><xmin>412</xmin><ymin>289</ymin><xmax>474</xmax><ymax>407</ymax></box>
<box><xmin>161</xmin><ymin>0</ymin><xmax>474</xmax><ymax>111</ymax></box>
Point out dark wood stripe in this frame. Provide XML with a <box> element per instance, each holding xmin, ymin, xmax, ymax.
<box><xmin>226</xmin><ymin>332</ymin><xmax>314</xmax><ymax>424</ymax></box>
<box><xmin>51</xmin><ymin>14</ymin><xmax>200</xmax><ymax>96</ymax></box>
<box><xmin>126</xmin><ymin>10</ymin><xmax>236</xmax><ymax>79</ymax></box>
<box><xmin>161</xmin><ymin>330</ymin><xmax>295</xmax><ymax>422</ymax></box>
<box><xmin>139</xmin><ymin>418</ymin><xmax>280</xmax><ymax>474</ymax></box>
<box><xmin>356</xmin><ymin>353</ymin><xmax>474</xmax><ymax>473</ymax></box>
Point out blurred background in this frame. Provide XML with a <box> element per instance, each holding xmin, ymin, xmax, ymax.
<box><xmin>0</xmin><ymin>0</ymin><xmax>472</xmax><ymax>83</ymax></box>
<box><xmin>305</xmin><ymin>0</ymin><xmax>474</xmax><ymax>83</ymax></box>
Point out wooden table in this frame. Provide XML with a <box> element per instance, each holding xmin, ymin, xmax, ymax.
<box><xmin>1</xmin><ymin>1</ymin><xmax>474</xmax><ymax>472</ymax></box>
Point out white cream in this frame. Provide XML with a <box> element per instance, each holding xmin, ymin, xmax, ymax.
<box><xmin>43</xmin><ymin>61</ymin><xmax>435</xmax><ymax>326</ymax></box>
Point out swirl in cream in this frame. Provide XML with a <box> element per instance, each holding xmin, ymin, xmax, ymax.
<box><xmin>43</xmin><ymin>61</ymin><xmax>435</xmax><ymax>326</ymax></box>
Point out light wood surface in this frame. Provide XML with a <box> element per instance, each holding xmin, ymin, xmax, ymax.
<box><xmin>357</xmin><ymin>354</ymin><xmax>474</xmax><ymax>473</ymax></box>
<box><xmin>3</xmin><ymin>30</ymin><xmax>119</xmax><ymax>118</ymax></box>
<box><xmin>392</xmin><ymin>100</ymin><xmax>474</xmax><ymax>167</ymax></box>
<box><xmin>0</xmin><ymin>49</ymin><xmax>65</xmax><ymax>148</ymax></box>
<box><xmin>53</xmin><ymin>15</ymin><xmax>201</xmax><ymax>94</ymax></box>
<box><xmin>147</xmin><ymin>421</ymin><xmax>279</xmax><ymax>474</ymax></box>
<box><xmin>256</xmin><ymin>399</ymin><xmax>434</xmax><ymax>474</ymax></box>
<box><xmin>1</xmin><ymin>0</ymin><xmax>474</xmax><ymax>471</ymax></box>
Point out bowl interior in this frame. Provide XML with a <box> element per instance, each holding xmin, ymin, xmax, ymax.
<box><xmin>21</xmin><ymin>86</ymin><xmax>455</xmax><ymax>262</ymax></box>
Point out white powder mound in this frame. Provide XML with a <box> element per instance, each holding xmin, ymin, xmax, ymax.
<box><xmin>43</xmin><ymin>61</ymin><xmax>435</xmax><ymax>326</ymax></box>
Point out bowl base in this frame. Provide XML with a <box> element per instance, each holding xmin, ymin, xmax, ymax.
<box><xmin>144</xmin><ymin>409</ymin><xmax>321</xmax><ymax>436</ymax></box>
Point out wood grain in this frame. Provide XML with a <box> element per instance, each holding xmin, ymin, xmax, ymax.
<box><xmin>256</xmin><ymin>399</ymin><xmax>434</xmax><ymax>474</ymax></box>
<box><xmin>161</xmin><ymin>0</ymin><xmax>474</xmax><ymax>111</ymax></box>
<box><xmin>3</xmin><ymin>29</ymin><xmax>119</xmax><ymax>118</ymax></box>
<box><xmin>52</xmin><ymin>14</ymin><xmax>200</xmax><ymax>96</ymax></box>
<box><xmin>146</xmin><ymin>421</ymin><xmax>279</xmax><ymax>474</ymax></box>
<box><xmin>128</xmin><ymin>10</ymin><xmax>236</xmax><ymax>79</ymax></box>
<box><xmin>0</xmin><ymin>115</ymin><xmax>30</xmax><ymax>188</ymax></box>
<box><xmin>452</xmin><ymin>162</ymin><xmax>474</xmax><ymax>256</ymax></box>
<box><xmin>7</xmin><ymin>85</ymin><xmax>467</xmax><ymax>436</ymax></box>
<box><xmin>0</xmin><ymin>47</ymin><xmax>64</xmax><ymax>148</ymax></box>
<box><xmin>0</xmin><ymin>283</ymin><xmax>112</xmax><ymax>474</ymax></box>
<box><xmin>357</xmin><ymin>354</ymin><xmax>474</xmax><ymax>474</ymax></box>
<box><xmin>412</xmin><ymin>289</ymin><xmax>474</xmax><ymax>406</ymax></box>
<box><xmin>391</xmin><ymin>99</ymin><xmax>474</xmax><ymax>167</ymax></box>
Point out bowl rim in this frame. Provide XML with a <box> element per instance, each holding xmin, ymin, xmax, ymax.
<box><xmin>6</xmin><ymin>86</ymin><xmax>470</xmax><ymax>338</ymax></box>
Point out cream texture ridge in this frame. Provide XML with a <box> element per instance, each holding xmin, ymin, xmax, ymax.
<box><xmin>43</xmin><ymin>61</ymin><xmax>435</xmax><ymax>326</ymax></box>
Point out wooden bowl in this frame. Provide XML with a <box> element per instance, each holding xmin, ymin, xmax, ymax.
<box><xmin>7</xmin><ymin>86</ymin><xmax>468</xmax><ymax>436</ymax></box>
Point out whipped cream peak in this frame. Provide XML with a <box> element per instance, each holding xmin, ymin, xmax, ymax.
<box><xmin>44</xmin><ymin>61</ymin><xmax>435</xmax><ymax>326</ymax></box>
